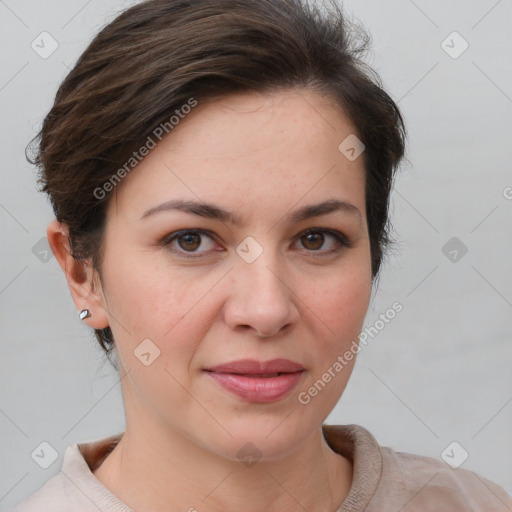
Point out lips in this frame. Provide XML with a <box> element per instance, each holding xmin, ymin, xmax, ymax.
<box><xmin>204</xmin><ymin>359</ymin><xmax>304</xmax><ymax>403</ymax></box>
<box><xmin>204</xmin><ymin>358</ymin><xmax>304</xmax><ymax>375</ymax></box>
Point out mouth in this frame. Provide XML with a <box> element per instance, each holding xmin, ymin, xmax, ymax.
<box><xmin>204</xmin><ymin>371</ymin><xmax>300</xmax><ymax>377</ymax></box>
<box><xmin>203</xmin><ymin>359</ymin><xmax>305</xmax><ymax>403</ymax></box>
<box><xmin>204</xmin><ymin>358</ymin><xmax>304</xmax><ymax>375</ymax></box>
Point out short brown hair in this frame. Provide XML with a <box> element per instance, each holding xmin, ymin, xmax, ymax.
<box><xmin>27</xmin><ymin>0</ymin><xmax>407</xmax><ymax>363</ymax></box>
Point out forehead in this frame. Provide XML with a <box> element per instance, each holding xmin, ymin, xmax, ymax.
<box><xmin>107</xmin><ymin>88</ymin><xmax>366</xmax><ymax>223</ymax></box>
<box><xmin>165</xmin><ymin>88</ymin><xmax>360</xmax><ymax>154</ymax></box>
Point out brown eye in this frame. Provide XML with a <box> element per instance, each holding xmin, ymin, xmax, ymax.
<box><xmin>294</xmin><ymin>228</ymin><xmax>351</xmax><ymax>256</ymax></box>
<box><xmin>177</xmin><ymin>232</ymin><xmax>202</xmax><ymax>251</ymax></box>
<box><xmin>162</xmin><ymin>229</ymin><xmax>218</xmax><ymax>258</ymax></box>
<box><xmin>301</xmin><ymin>231</ymin><xmax>325</xmax><ymax>250</ymax></box>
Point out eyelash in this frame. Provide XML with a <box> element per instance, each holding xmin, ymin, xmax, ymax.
<box><xmin>160</xmin><ymin>228</ymin><xmax>352</xmax><ymax>260</ymax></box>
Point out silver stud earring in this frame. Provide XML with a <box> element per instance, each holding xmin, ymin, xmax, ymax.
<box><xmin>79</xmin><ymin>309</ymin><xmax>92</xmax><ymax>320</ymax></box>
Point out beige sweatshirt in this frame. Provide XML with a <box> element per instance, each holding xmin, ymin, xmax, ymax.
<box><xmin>11</xmin><ymin>423</ymin><xmax>512</xmax><ymax>512</ymax></box>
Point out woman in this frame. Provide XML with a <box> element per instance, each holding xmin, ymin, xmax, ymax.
<box><xmin>14</xmin><ymin>0</ymin><xmax>512</xmax><ymax>511</ymax></box>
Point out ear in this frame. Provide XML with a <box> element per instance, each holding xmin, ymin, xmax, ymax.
<box><xmin>47</xmin><ymin>219</ymin><xmax>110</xmax><ymax>329</ymax></box>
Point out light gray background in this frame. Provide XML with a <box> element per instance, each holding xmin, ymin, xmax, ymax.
<box><xmin>1</xmin><ymin>0</ymin><xmax>511</xmax><ymax>510</ymax></box>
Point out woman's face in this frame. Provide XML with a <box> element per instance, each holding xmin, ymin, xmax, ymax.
<box><xmin>95</xmin><ymin>88</ymin><xmax>372</xmax><ymax>461</ymax></box>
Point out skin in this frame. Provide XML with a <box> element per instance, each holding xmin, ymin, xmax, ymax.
<box><xmin>48</xmin><ymin>87</ymin><xmax>373</xmax><ymax>512</ymax></box>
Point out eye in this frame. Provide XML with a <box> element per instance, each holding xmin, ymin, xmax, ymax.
<box><xmin>160</xmin><ymin>228</ymin><xmax>352</xmax><ymax>259</ymax></box>
<box><xmin>161</xmin><ymin>229</ymin><xmax>220</xmax><ymax>258</ymax></box>
<box><xmin>292</xmin><ymin>228</ymin><xmax>352</xmax><ymax>256</ymax></box>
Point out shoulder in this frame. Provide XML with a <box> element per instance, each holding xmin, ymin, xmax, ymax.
<box><xmin>10</xmin><ymin>437</ymin><xmax>130</xmax><ymax>512</ymax></box>
<box><xmin>370</xmin><ymin>445</ymin><xmax>512</xmax><ymax>511</ymax></box>
<box><xmin>10</xmin><ymin>472</ymin><xmax>70</xmax><ymax>512</ymax></box>
<box><xmin>323</xmin><ymin>423</ymin><xmax>512</xmax><ymax>511</ymax></box>
<box><xmin>10</xmin><ymin>469</ymin><xmax>111</xmax><ymax>512</ymax></box>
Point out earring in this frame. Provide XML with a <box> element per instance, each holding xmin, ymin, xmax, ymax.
<box><xmin>79</xmin><ymin>309</ymin><xmax>92</xmax><ymax>320</ymax></box>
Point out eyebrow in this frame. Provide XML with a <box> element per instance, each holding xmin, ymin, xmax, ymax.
<box><xmin>140</xmin><ymin>198</ymin><xmax>362</xmax><ymax>226</ymax></box>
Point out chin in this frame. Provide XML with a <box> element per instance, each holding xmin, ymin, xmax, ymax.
<box><xmin>201</xmin><ymin>415</ymin><xmax>316</xmax><ymax>464</ymax></box>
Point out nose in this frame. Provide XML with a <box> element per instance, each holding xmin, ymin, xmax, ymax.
<box><xmin>223</xmin><ymin>251</ymin><xmax>300</xmax><ymax>338</ymax></box>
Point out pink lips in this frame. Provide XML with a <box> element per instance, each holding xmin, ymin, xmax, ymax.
<box><xmin>204</xmin><ymin>358</ymin><xmax>305</xmax><ymax>403</ymax></box>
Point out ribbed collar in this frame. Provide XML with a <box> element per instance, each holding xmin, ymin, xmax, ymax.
<box><xmin>323</xmin><ymin>424</ymin><xmax>383</xmax><ymax>511</ymax></box>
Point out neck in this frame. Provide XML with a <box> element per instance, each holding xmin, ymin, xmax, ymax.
<box><xmin>93</xmin><ymin>422</ymin><xmax>353</xmax><ymax>512</ymax></box>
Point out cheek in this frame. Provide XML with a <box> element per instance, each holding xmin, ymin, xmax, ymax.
<box><xmin>306</xmin><ymin>268</ymin><xmax>371</xmax><ymax>339</ymax></box>
<box><xmin>99</xmin><ymin>251</ymin><xmax>170</xmax><ymax>342</ymax></box>
<box><xmin>296</xmin><ymin>271</ymin><xmax>371</xmax><ymax>410</ymax></box>
<box><xmin>102</xmin><ymin>251</ymin><xmax>221</xmax><ymax>363</ymax></box>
